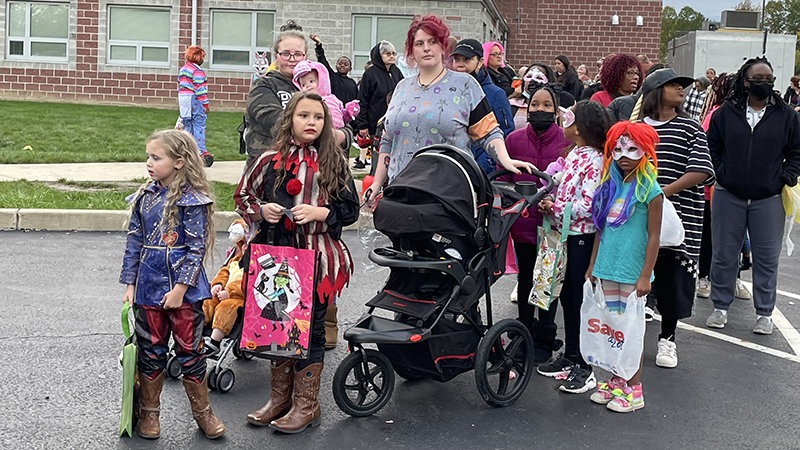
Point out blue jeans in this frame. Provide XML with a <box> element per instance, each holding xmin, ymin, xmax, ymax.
<box><xmin>183</xmin><ymin>97</ymin><xmax>207</xmax><ymax>154</ymax></box>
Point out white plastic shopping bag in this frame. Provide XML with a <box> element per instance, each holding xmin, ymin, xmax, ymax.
<box><xmin>659</xmin><ymin>198</ymin><xmax>685</xmax><ymax>247</ymax></box>
<box><xmin>579</xmin><ymin>279</ymin><xmax>645</xmax><ymax>380</ymax></box>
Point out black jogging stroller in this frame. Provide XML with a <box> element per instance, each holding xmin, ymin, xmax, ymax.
<box><xmin>332</xmin><ymin>144</ymin><xmax>554</xmax><ymax>416</ymax></box>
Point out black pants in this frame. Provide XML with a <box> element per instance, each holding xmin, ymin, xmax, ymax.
<box><xmin>699</xmin><ymin>200</ymin><xmax>712</xmax><ymax>279</ymax></box>
<box><xmin>653</xmin><ymin>252</ymin><xmax>697</xmax><ymax>340</ymax></box>
<box><xmin>295</xmin><ymin>296</ymin><xmax>327</xmax><ymax>370</ymax></box>
<box><xmin>560</xmin><ymin>234</ymin><xmax>595</xmax><ymax>367</ymax></box>
<box><xmin>515</xmin><ymin>242</ymin><xmax>559</xmax><ymax>348</ymax></box>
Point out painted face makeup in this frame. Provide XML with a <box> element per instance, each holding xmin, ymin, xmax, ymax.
<box><xmin>612</xmin><ymin>135</ymin><xmax>644</xmax><ymax>161</ymax></box>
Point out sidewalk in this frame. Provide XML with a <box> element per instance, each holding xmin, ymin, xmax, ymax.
<box><xmin>0</xmin><ymin>160</ymin><xmax>368</xmax><ymax>232</ymax></box>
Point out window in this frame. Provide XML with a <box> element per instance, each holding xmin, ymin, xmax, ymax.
<box><xmin>352</xmin><ymin>15</ymin><xmax>411</xmax><ymax>76</ymax></box>
<box><xmin>209</xmin><ymin>10</ymin><xmax>274</xmax><ymax>70</ymax></box>
<box><xmin>107</xmin><ymin>6</ymin><xmax>170</xmax><ymax>66</ymax></box>
<box><xmin>6</xmin><ymin>1</ymin><xmax>69</xmax><ymax>62</ymax></box>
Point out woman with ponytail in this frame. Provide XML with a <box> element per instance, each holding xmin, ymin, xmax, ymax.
<box><xmin>585</xmin><ymin>121</ymin><xmax>663</xmax><ymax>413</ymax></box>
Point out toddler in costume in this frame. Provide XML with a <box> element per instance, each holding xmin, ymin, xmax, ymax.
<box><xmin>120</xmin><ymin>129</ymin><xmax>225</xmax><ymax>439</ymax></box>
<box><xmin>292</xmin><ymin>60</ymin><xmax>359</xmax><ymax>129</ymax></box>
<box><xmin>202</xmin><ymin>219</ymin><xmax>249</xmax><ymax>357</ymax></box>
<box><xmin>178</xmin><ymin>46</ymin><xmax>213</xmax><ymax>167</ymax></box>
<box><xmin>585</xmin><ymin>121</ymin><xmax>663</xmax><ymax>413</ymax></box>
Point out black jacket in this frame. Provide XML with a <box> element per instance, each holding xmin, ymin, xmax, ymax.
<box><xmin>707</xmin><ymin>98</ymin><xmax>800</xmax><ymax>199</ymax></box>
<box><xmin>557</xmin><ymin>69</ymin><xmax>582</xmax><ymax>99</ymax></box>
<box><xmin>244</xmin><ymin>71</ymin><xmax>297</xmax><ymax>159</ymax></box>
<box><xmin>487</xmin><ymin>66</ymin><xmax>516</xmax><ymax>97</ymax></box>
<box><xmin>355</xmin><ymin>44</ymin><xmax>403</xmax><ymax>135</ymax></box>
<box><xmin>784</xmin><ymin>86</ymin><xmax>799</xmax><ymax>106</ymax></box>
<box><xmin>315</xmin><ymin>44</ymin><xmax>358</xmax><ymax>104</ymax></box>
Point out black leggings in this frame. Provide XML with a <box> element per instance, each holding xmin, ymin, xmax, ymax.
<box><xmin>560</xmin><ymin>234</ymin><xmax>595</xmax><ymax>367</ymax></box>
<box><xmin>294</xmin><ymin>297</ymin><xmax>327</xmax><ymax>370</ymax></box>
<box><xmin>515</xmin><ymin>242</ymin><xmax>559</xmax><ymax>348</ymax></box>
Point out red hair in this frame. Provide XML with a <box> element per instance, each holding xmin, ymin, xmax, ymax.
<box><xmin>404</xmin><ymin>15</ymin><xmax>450</xmax><ymax>63</ymax></box>
<box><xmin>599</xmin><ymin>53</ymin><xmax>643</xmax><ymax>96</ymax></box>
<box><xmin>184</xmin><ymin>46</ymin><xmax>205</xmax><ymax>64</ymax></box>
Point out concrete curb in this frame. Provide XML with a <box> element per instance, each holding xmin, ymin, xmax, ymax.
<box><xmin>1</xmin><ymin>209</ymin><xmax>366</xmax><ymax>232</ymax></box>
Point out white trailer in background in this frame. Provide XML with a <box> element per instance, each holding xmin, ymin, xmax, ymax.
<box><xmin>666</xmin><ymin>30</ymin><xmax>797</xmax><ymax>89</ymax></box>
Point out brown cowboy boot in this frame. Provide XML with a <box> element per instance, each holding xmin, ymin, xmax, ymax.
<box><xmin>246</xmin><ymin>359</ymin><xmax>296</xmax><ymax>426</ymax></box>
<box><xmin>269</xmin><ymin>363</ymin><xmax>323</xmax><ymax>433</ymax></box>
<box><xmin>182</xmin><ymin>376</ymin><xmax>226</xmax><ymax>439</ymax></box>
<box><xmin>137</xmin><ymin>372</ymin><xmax>164</xmax><ymax>439</ymax></box>
<box><xmin>324</xmin><ymin>304</ymin><xmax>338</xmax><ymax>349</ymax></box>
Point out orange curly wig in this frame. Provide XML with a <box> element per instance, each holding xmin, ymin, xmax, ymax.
<box><xmin>185</xmin><ymin>46</ymin><xmax>206</xmax><ymax>64</ymax></box>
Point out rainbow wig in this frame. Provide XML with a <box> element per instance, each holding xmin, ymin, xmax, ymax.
<box><xmin>591</xmin><ymin>121</ymin><xmax>659</xmax><ymax>232</ymax></box>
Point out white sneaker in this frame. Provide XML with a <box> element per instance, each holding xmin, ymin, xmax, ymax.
<box><xmin>510</xmin><ymin>282</ymin><xmax>519</xmax><ymax>303</ymax></box>
<box><xmin>735</xmin><ymin>279</ymin><xmax>751</xmax><ymax>300</ymax></box>
<box><xmin>655</xmin><ymin>338</ymin><xmax>678</xmax><ymax>368</ymax></box>
<box><xmin>696</xmin><ymin>277</ymin><xmax>710</xmax><ymax>298</ymax></box>
<box><xmin>644</xmin><ymin>306</ymin><xmax>654</xmax><ymax>322</ymax></box>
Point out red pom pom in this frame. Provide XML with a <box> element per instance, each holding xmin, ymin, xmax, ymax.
<box><xmin>286</xmin><ymin>179</ymin><xmax>303</xmax><ymax>196</ymax></box>
<box><xmin>521</xmin><ymin>207</ymin><xmax>529</xmax><ymax>218</ymax></box>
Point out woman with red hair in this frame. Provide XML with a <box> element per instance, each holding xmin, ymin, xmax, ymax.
<box><xmin>590</xmin><ymin>54</ymin><xmax>643</xmax><ymax>107</ymax></box>
<box><xmin>365</xmin><ymin>15</ymin><xmax>533</xmax><ymax>204</ymax></box>
<box><xmin>483</xmin><ymin>41</ymin><xmax>517</xmax><ymax>98</ymax></box>
<box><xmin>178</xmin><ymin>46</ymin><xmax>213</xmax><ymax>167</ymax></box>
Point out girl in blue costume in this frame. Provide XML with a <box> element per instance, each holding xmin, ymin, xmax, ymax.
<box><xmin>120</xmin><ymin>129</ymin><xmax>225</xmax><ymax>439</ymax></box>
<box><xmin>585</xmin><ymin>121</ymin><xmax>663</xmax><ymax>413</ymax></box>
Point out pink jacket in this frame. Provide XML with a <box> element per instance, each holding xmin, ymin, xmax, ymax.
<box><xmin>498</xmin><ymin>123</ymin><xmax>568</xmax><ymax>244</ymax></box>
<box><xmin>293</xmin><ymin>60</ymin><xmax>350</xmax><ymax>128</ymax></box>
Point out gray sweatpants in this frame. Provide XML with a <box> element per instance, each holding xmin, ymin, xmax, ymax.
<box><xmin>710</xmin><ymin>185</ymin><xmax>785</xmax><ymax>316</ymax></box>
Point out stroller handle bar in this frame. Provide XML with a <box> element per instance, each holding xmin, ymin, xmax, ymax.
<box><xmin>487</xmin><ymin>168</ymin><xmax>555</xmax><ymax>204</ymax></box>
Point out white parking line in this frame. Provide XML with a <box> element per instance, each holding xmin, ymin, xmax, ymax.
<box><xmin>653</xmin><ymin>313</ymin><xmax>800</xmax><ymax>364</ymax></box>
<box><xmin>741</xmin><ymin>281</ymin><xmax>800</xmax><ymax>356</ymax></box>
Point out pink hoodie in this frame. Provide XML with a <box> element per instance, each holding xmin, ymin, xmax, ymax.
<box><xmin>293</xmin><ymin>60</ymin><xmax>349</xmax><ymax>128</ymax></box>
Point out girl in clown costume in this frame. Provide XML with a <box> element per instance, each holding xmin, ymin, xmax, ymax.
<box><xmin>234</xmin><ymin>91</ymin><xmax>358</xmax><ymax>433</ymax></box>
<box><xmin>585</xmin><ymin>121</ymin><xmax>663</xmax><ymax>413</ymax></box>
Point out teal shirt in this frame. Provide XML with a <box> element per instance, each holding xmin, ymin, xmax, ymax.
<box><xmin>592</xmin><ymin>181</ymin><xmax>663</xmax><ymax>284</ymax></box>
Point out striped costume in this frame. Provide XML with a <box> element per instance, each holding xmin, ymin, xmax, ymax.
<box><xmin>178</xmin><ymin>62</ymin><xmax>209</xmax><ymax>154</ymax></box>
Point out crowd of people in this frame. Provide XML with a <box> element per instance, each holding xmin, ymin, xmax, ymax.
<box><xmin>119</xmin><ymin>14</ymin><xmax>800</xmax><ymax>441</ymax></box>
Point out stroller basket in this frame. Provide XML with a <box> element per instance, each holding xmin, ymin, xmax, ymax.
<box><xmin>379</xmin><ymin>318</ymin><xmax>483</xmax><ymax>382</ymax></box>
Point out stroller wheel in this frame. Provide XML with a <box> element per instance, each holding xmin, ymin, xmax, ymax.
<box><xmin>474</xmin><ymin>319</ymin><xmax>534</xmax><ymax>407</ymax></box>
<box><xmin>166</xmin><ymin>355</ymin><xmax>181</xmax><ymax>380</ymax></box>
<box><xmin>216</xmin><ymin>368</ymin><xmax>235</xmax><ymax>393</ymax></box>
<box><xmin>332</xmin><ymin>349</ymin><xmax>395</xmax><ymax>417</ymax></box>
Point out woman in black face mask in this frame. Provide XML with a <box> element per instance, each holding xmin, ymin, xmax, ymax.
<box><xmin>495</xmin><ymin>83</ymin><xmax>569</xmax><ymax>365</ymax></box>
<box><xmin>706</xmin><ymin>57</ymin><xmax>800</xmax><ymax>335</ymax></box>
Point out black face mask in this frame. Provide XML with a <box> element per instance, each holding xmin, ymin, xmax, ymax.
<box><xmin>748</xmin><ymin>80</ymin><xmax>774</xmax><ymax>101</ymax></box>
<box><xmin>528</xmin><ymin>110</ymin><xmax>555</xmax><ymax>131</ymax></box>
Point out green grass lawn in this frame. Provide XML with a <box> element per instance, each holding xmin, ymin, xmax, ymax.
<box><xmin>0</xmin><ymin>179</ymin><xmax>237</xmax><ymax>211</ymax></box>
<box><xmin>0</xmin><ymin>100</ymin><xmax>246</xmax><ymax>164</ymax></box>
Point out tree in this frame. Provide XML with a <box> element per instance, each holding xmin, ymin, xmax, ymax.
<box><xmin>765</xmin><ymin>0</ymin><xmax>789</xmax><ymax>33</ymax></box>
<box><xmin>660</xmin><ymin>6</ymin><xmax>706</xmax><ymax>60</ymax></box>
<box><xmin>734</xmin><ymin>0</ymin><xmax>761</xmax><ymax>11</ymax></box>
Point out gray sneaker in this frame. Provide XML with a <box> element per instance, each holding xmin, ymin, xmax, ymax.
<box><xmin>706</xmin><ymin>309</ymin><xmax>728</xmax><ymax>329</ymax></box>
<box><xmin>753</xmin><ymin>316</ymin><xmax>773</xmax><ymax>335</ymax></box>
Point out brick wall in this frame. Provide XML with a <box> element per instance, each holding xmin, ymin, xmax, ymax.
<box><xmin>0</xmin><ymin>0</ymin><xmax>506</xmax><ymax>111</ymax></box>
<box><xmin>495</xmin><ymin>0</ymin><xmax>661</xmax><ymax>77</ymax></box>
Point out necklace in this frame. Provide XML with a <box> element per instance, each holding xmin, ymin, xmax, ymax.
<box><xmin>417</xmin><ymin>66</ymin><xmax>446</xmax><ymax>91</ymax></box>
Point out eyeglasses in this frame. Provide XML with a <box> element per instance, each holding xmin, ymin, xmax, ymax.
<box><xmin>746</xmin><ymin>76</ymin><xmax>776</xmax><ymax>83</ymax></box>
<box><xmin>382</xmin><ymin>52</ymin><xmax>397</xmax><ymax>56</ymax></box>
<box><xmin>277</xmin><ymin>51</ymin><xmax>305</xmax><ymax>61</ymax></box>
<box><xmin>625</xmin><ymin>70</ymin><xmax>640</xmax><ymax>77</ymax></box>
<box><xmin>490</xmin><ymin>52</ymin><xmax>502</xmax><ymax>58</ymax></box>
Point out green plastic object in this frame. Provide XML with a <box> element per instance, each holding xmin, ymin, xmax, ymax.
<box><xmin>119</xmin><ymin>302</ymin><xmax>138</xmax><ymax>438</ymax></box>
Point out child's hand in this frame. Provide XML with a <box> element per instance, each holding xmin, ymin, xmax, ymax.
<box><xmin>203</xmin><ymin>104</ymin><xmax>210</xmax><ymax>114</ymax></box>
<box><xmin>309</xmin><ymin>33</ymin><xmax>321</xmax><ymax>45</ymax></box>
<box><xmin>217</xmin><ymin>290</ymin><xmax>229</xmax><ymax>301</ymax></box>
<box><xmin>122</xmin><ymin>285</ymin><xmax>135</xmax><ymax>304</ymax></box>
<box><xmin>210</xmin><ymin>284</ymin><xmax>223</xmax><ymax>296</ymax></box>
<box><xmin>161</xmin><ymin>284</ymin><xmax>188</xmax><ymax>310</ymax></box>
<box><xmin>291</xmin><ymin>204</ymin><xmax>328</xmax><ymax>224</ymax></box>
<box><xmin>538</xmin><ymin>198</ymin><xmax>553</xmax><ymax>215</ymax></box>
<box><xmin>634</xmin><ymin>276</ymin><xmax>651</xmax><ymax>298</ymax></box>
<box><xmin>585</xmin><ymin>267</ymin><xmax>596</xmax><ymax>282</ymax></box>
<box><xmin>261</xmin><ymin>203</ymin><xmax>284</xmax><ymax>224</ymax></box>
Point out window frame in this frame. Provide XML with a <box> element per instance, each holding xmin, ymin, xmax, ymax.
<box><xmin>106</xmin><ymin>5</ymin><xmax>171</xmax><ymax>68</ymax></box>
<box><xmin>208</xmin><ymin>9</ymin><xmax>275</xmax><ymax>72</ymax></box>
<box><xmin>6</xmin><ymin>1</ymin><xmax>70</xmax><ymax>63</ymax></box>
<box><xmin>351</xmin><ymin>14</ymin><xmax>412</xmax><ymax>78</ymax></box>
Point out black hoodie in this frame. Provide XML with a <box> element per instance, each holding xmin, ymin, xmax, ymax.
<box><xmin>707</xmin><ymin>98</ymin><xmax>800</xmax><ymax>199</ymax></box>
<box><xmin>244</xmin><ymin>70</ymin><xmax>297</xmax><ymax>160</ymax></box>
<box><xmin>315</xmin><ymin>43</ymin><xmax>358</xmax><ymax>104</ymax></box>
<box><xmin>354</xmin><ymin>43</ymin><xmax>404</xmax><ymax>135</ymax></box>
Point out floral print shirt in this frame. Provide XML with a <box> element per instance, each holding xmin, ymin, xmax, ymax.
<box><xmin>552</xmin><ymin>145</ymin><xmax>603</xmax><ymax>234</ymax></box>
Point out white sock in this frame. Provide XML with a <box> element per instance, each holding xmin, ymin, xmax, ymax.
<box><xmin>756</xmin><ymin>315</ymin><xmax>771</xmax><ymax>322</ymax></box>
<box><xmin>715</xmin><ymin>309</ymin><xmax>727</xmax><ymax>316</ymax></box>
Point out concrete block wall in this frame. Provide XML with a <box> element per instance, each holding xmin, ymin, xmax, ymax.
<box><xmin>495</xmin><ymin>0</ymin><xmax>661</xmax><ymax>74</ymax></box>
<box><xmin>0</xmin><ymin>0</ymin><xmax>505</xmax><ymax>111</ymax></box>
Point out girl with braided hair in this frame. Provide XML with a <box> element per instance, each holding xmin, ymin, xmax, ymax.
<box><xmin>705</xmin><ymin>57</ymin><xmax>800</xmax><ymax>335</ymax></box>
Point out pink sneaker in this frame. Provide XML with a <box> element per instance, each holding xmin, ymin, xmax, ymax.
<box><xmin>590</xmin><ymin>376</ymin><xmax>625</xmax><ymax>405</ymax></box>
<box><xmin>607</xmin><ymin>382</ymin><xmax>644</xmax><ymax>413</ymax></box>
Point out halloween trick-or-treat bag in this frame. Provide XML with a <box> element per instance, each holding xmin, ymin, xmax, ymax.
<box><xmin>240</xmin><ymin>243</ymin><xmax>319</xmax><ymax>359</ymax></box>
<box><xmin>119</xmin><ymin>302</ymin><xmax>139</xmax><ymax>437</ymax></box>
